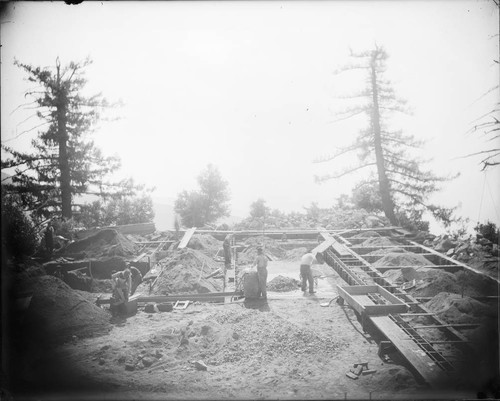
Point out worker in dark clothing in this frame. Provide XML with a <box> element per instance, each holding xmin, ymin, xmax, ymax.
<box><xmin>223</xmin><ymin>234</ymin><xmax>232</xmax><ymax>270</ymax></box>
<box><xmin>253</xmin><ymin>247</ymin><xmax>268</xmax><ymax>299</ymax></box>
<box><xmin>44</xmin><ymin>222</ymin><xmax>54</xmax><ymax>255</ymax></box>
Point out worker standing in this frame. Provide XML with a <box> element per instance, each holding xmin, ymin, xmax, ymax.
<box><xmin>253</xmin><ymin>246</ymin><xmax>268</xmax><ymax>299</ymax></box>
<box><xmin>223</xmin><ymin>234</ymin><xmax>232</xmax><ymax>270</ymax></box>
<box><xmin>300</xmin><ymin>250</ymin><xmax>320</xmax><ymax>294</ymax></box>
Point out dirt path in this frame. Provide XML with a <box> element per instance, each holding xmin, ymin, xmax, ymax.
<box><xmin>17</xmin><ymin>259</ymin><xmax>475</xmax><ymax>400</ymax></box>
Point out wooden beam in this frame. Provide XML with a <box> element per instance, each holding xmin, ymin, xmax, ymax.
<box><xmin>370</xmin><ymin>315</ymin><xmax>450</xmax><ymax>387</ymax></box>
<box><xmin>407</xmin><ymin>240</ymin><xmax>500</xmax><ymax>285</ymax></box>
<box><xmin>178</xmin><ymin>227</ymin><xmax>196</xmax><ymax>249</ymax></box>
<box><xmin>412</xmin><ymin>324</ymin><xmax>480</xmax><ymax>330</ymax></box>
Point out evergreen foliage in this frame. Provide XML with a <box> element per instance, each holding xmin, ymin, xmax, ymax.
<box><xmin>315</xmin><ymin>45</ymin><xmax>457</xmax><ymax>226</ymax></box>
<box><xmin>76</xmin><ymin>195</ymin><xmax>155</xmax><ymax>228</ymax></box>
<box><xmin>1</xmin><ymin>58</ymin><xmax>138</xmax><ymax>222</ymax></box>
<box><xmin>1</xmin><ymin>189</ymin><xmax>39</xmax><ymax>259</ymax></box>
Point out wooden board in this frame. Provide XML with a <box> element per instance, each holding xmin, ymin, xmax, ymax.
<box><xmin>375</xmin><ymin>265</ymin><xmax>462</xmax><ymax>272</ymax></box>
<box><xmin>337</xmin><ymin>285</ymin><xmax>408</xmax><ymax>316</ymax></box>
<box><xmin>311</xmin><ymin>237</ymin><xmax>336</xmax><ymax>254</ymax></box>
<box><xmin>370</xmin><ymin>315</ymin><xmax>450</xmax><ymax>387</ymax></box>
<box><xmin>178</xmin><ymin>227</ymin><xmax>196</xmax><ymax>249</ymax></box>
<box><xmin>407</xmin><ymin>240</ymin><xmax>500</xmax><ymax>285</ymax></box>
<box><xmin>317</xmin><ymin>228</ymin><xmax>351</xmax><ymax>257</ymax></box>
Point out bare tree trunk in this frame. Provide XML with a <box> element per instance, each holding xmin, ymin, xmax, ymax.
<box><xmin>56</xmin><ymin>61</ymin><xmax>72</xmax><ymax>220</ymax></box>
<box><xmin>370</xmin><ymin>52</ymin><xmax>397</xmax><ymax>225</ymax></box>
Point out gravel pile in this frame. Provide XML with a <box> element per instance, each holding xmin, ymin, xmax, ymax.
<box><xmin>267</xmin><ymin>275</ymin><xmax>300</xmax><ymax>292</ymax></box>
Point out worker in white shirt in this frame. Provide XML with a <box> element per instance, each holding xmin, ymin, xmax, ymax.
<box><xmin>300</xmin><ymin>250</ymin><xmax>321</xmax><ymax>294</ymax></box>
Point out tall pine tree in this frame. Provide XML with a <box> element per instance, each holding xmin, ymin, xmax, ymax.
<box><xmin>2</xmin><ymin>58</ymin><xmax>137</xmax><ymax>221</ymax></box>
<box><xmin>315</xmin><ymin>45</ymin><xmax>456</xmax><ymax>226</ymax></box>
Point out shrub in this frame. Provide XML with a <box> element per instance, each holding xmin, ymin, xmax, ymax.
<box><xmin>1</xmin><ymin>199</ymin><xmax>39</xmax><ymax>260</ymax></box>
<box><xmin>475</xmin><ymin>221</ymin><xmax>499</xmax><ymax>244</ymax></box>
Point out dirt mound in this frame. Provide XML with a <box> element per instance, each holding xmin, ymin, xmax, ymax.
<box><xmin>373</xmin><ymin>252</ymin><xmax>431</xmax><ymax>267</ymax></box>
<box><xmin>367</xmin><ymin>247</ymin><xmax>407</xmax><ymax>255</ymax></box>
<box><xmin>187</xmin><ymin>234</ymin><xmax>221</xmax><ymax>253</ymax></box>
<box><xmin>382</xmin><ymin>268</ymin><xmax>429</xmax><ymax>285</ymax></box>
<box><xmin>151</xmin><ymin>248</ymin><xmax>222</xmax><ymax>295</ymax></box>
<box><xmin>62</xmin><ymin>229</ymin><xmax>138</xmax><ymax>259</ymax></box>
<box><xmin>377</xmin><ymin>366</ymin><xmax>420</xmax><ymax>392</ymax></box>
<box><xmin>455</xmin><ymin>270</ymin><xmax>499</xmax><ymax>297</ymax></box>
<box><xmin>203</xmin><ymin>307</ymin><xmax>347</xmax><ymax>364</ymax></box>
<box><xmin>409</xmin><ymin>270</ymin><xmax>461</xmax><ymax>297</ymax></box>
<box><xmin>284</xmin><ymin>247</ymin><xmax>308</xmax><ymax>261</ymax></box>
<box><xmin>238</xmin><ymin>236</ymin><xmax>287</xmax><ymax>264</ymax></box>
<box><xmin>361</xmin><ymin>236</ymin><xmax>396</xmax><ymax>247</ymax></box>
<box><xmin>23</xmin><ymin>275</ymin><xmax>111</xmax><ymax>344</ymax></box>
<box><xmin>267</xmin><ymin>275</ymin><xmax>300</xmax><ymax>292</ymax></box>
<box><xmin>424</xmin><ymin>292</ymin><xmax>496</xmax><ymax>324</ymax></box>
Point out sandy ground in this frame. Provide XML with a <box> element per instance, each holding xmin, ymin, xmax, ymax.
<box><xmin>12</xmin><ymin>259</ymin><xmax>480</xmax><ymax>400</ymax></box>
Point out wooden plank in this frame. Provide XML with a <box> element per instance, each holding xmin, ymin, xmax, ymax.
<box><xmin>311</xmin><ymin>237</ymin><xmax>336</xmax><ymax>254</ymax></box>
<box><xmin>331</xmin><ymin>241</ymin><xmax>351</xmax><ymax>257</ymax></box>
<box><xmin>377</xmin><ymin>285</ymin><xmax>407</xmax><ymax>305</ymax></box>
<box><xmin>412</xmin><ymin>324</ymin><xmax>480</xmax><ymax>329</ymax></box>
<box><xmin>364</xmin><ymin>304</ymin><xmax>408</xmax><ymax>315</ymax></box>
<box><xmin>137</xmin><ymin>291</ymin><xmax>243</xmax><ymax>303</ymax></box>
<box><xmin>370</xmin><ymin>315</ymin><xmax>449</xmax><ymax>387</ymax></box>
<box><xmin>342</xmin><ymin>285</ymin><xmax>380</xmax><ymax>295</ymax></box>
<box><xmin>337</xmin><ymin>286</ymin><xmax>366</xmax><ymax>315</ymax></box>
<box><xmin>178</xmin><ymin>227</ymin><xmax>196</xmax><ymax>249</ymax></box>
<box><xmin>133</xmin><ymin>252</ymin><xmax>149</xmax><ymax>263</ymax></box>
<box><xmin>399</xmin><ymin>313</ymin><xmax>436</xmax><ymax>317</ymax></box>
<box><xmin>375</xmin><ymin>265</ymin><xmax>462</xmax><ymax>272</ymax></box>
<box><xmin>407</xmin><ymin>240</ymin><xmax>500</xmax><ymax>285</ymax></box>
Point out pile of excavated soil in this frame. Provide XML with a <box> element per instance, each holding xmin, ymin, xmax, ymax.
<box><xmin>361</xmin><ymin>236</ymin><xmax>396</xmax><ymax>247</ymax></box>
<box><xmin>187</xmin><ymin>234</ymin><xmax>221</xmax><ymax>254</ymax></box>
<box><xmin>377</xmin><ymin>366</ymin><xmax>420</xmax><ymax>392</ymax></box>
<box><xmin>284</xmin><ymin>247</ymin><xmax>308</xmax><ymax>261</ymax></box>
<box><xmin>267</xmin><ymin>275</ymin><xmax>300</xmax><ymax>292</ymax></box>
<box><xmin>424</xmin><ymin>292</ymin><xmax>496</xmax><ymax>324</ymax></box>
<box><xmin>238</xmin><ymin>236</ymin><xmax>287</xmax><ymax>265</ymax></box>
<box><xmin>150</xmin><ymin>249</ymin><xmax>222</xmax><ymax>295</ymax></box>
<box><xmin>373</xmin><ymin>252</ymin><xmax>431</xmax><ymax>267</ymax></box>
<box><xmin>61</xmin><ymin>229</ymin><xmax>138</xmax><ymax>259</ymax></box>
<box><xmin>409</xmin><ymin>270</ymin><xmax>461</xmax><ymax>297</ymax></box>
<box><xmin>23</xmin><ymin>275</ymin><xmax>111</xmax><ymax>344</ymax></box>
<box><xmin>205</xmin><ymin>308</ymin><xmax>347</xmax><ymax>365</ymax></box>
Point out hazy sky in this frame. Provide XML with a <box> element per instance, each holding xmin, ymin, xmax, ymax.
<box><xmin>1</xmin><ymin>1</ymin><xmax>499</xmax><ymax>232</ymax></box>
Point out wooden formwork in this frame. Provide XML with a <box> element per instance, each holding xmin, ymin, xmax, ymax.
<box><xmin>336</xmin><ymin>284</ymin><xmax>409</xmax><ymax>316</ymax></box>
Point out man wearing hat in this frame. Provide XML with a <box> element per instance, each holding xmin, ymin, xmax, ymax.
<box><xmin>252</xmin><ymin>246</ymin><xmax>268</xmax><ymax>299</ymax></box>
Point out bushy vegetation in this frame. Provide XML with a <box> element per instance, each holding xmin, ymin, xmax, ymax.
<box><xmin>1</xmin><ymin>193</ymin><xmax>39</xmax><ymax>260</ymax></box>
<box><xmin>475</xmin><ymin>221</ymin><xmax>499</xmax><ymax>244</ymax></box>
<box><xmin>75</xmin><ymin>195</ymin><xmax>155</xmax><ymax>228</ymax></box>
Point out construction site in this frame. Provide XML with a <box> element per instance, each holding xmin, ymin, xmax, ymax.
<box><xmin>3</xmin><ymin>217</ymin><xmax>499</xmax><ymax>400</ymax></box>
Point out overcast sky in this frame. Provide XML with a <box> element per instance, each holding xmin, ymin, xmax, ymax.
<box><xmin>1</xmin><ymin>1</ymin><xmax>499</xmax><ymax>232</ymax></box>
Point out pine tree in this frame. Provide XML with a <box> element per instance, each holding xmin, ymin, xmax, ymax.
<box><xmin>315</xmin><ymin>45</ymin><xmax>456</xmax><ymax>226</ymax></box>
<box><xmin>1</xmin><ymin>58</ymin><xmax>137</xmax><ymax>221</ymax></box>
